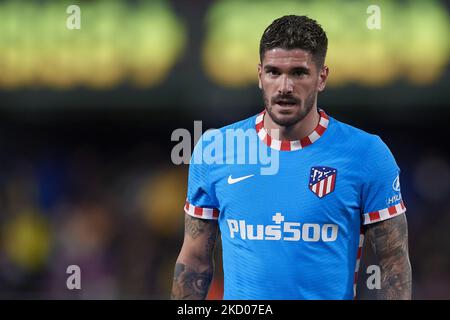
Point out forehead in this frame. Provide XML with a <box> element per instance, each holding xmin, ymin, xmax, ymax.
<box><xmin>262</xmin><ymin>48</ymin><xmax>313</xmax><ymax>68</ymax></box>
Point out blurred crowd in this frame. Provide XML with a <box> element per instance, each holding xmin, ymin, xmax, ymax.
<box><xmin>0</xmin><ymin>138</ymin><xmax>189</xmax><ymax>299</ymax></box>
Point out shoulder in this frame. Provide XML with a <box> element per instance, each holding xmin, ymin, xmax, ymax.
<box><xmin>327</xmin><ymin>115</ymin><xmax>398</xmax><ymax>175</ymax></box>
<box><xmin>197</xmin><ymin>113</ymin><xmax>259</xmax><ymax>149</ymax></box>
<box><xmin>192</xmin><ymin>113</ymin><xmax>259</xmax><ymax>166</ymax></box>
<box><xmin>330</xmin><ymin>116</ymin><xmax>378</xmax><ymax>143</ymax></box>
<box><xmin>329</xmin><ymin>115</ymin><xmax>390</xmax><ymax>153</ymax></box>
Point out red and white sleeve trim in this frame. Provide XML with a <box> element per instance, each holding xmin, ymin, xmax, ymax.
<box><xmin>353</xmin><ymin>229</ymin><xmax>365</xmax><ymax>299</ymax></box>
<box><xmin>363</xmin><ymin>200</ymin><xmax>406</xmax><ymax>225</ymax></box>
<box><xmin>184</xmin><ymin>200</ymin><xmax>219</xmax><ymax>220</ymax></box>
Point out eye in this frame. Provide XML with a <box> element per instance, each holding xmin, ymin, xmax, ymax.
<box><xmin>292</xmin><ymin>70</ymin><xmax>307</xmax><ymax>77</ymax></box>
<box><xmin>266</xmin><ymin>69</ymin><xmax>280</xmax><ymax>76</ymax></box>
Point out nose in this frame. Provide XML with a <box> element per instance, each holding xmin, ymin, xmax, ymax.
<box><xmin>278</xmin><ymin>74</ymin><xmax>293</xmax><ymax>95</ymax></box>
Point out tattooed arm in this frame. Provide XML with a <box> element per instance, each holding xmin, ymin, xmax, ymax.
<box><xmin>171</xmin><ymin>214</ymin><xmax>219</xmax><ymax>299</ymax></box>
<box><xmin>364</xmin><ymin>214</ymin><xmax>412</xmax><ymax>299</ymax></box>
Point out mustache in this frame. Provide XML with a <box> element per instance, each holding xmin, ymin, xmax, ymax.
<box><xmin>271</xmin><ymin>94</ymin><xmax>301</xmax><ymax>105</ymax></box>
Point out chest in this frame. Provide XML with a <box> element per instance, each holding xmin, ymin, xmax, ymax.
<box><xmin>212</xmin><ymin>151</ymin><xmax>363</xmax><ymax>226</ymax></box>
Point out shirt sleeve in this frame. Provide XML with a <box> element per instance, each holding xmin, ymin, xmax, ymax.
<box><xmin>361</xmin><ymin>135</ymin><xmax>406</xmax><ymax>225</ymax></box>
<box><xmin>184</xmin><ymin>134</ymin><xmax>220</xmax><ymax>220</ymax></box>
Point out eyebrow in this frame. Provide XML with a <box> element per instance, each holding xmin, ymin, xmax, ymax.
<box><xmin>264</xmin><ymin>65</ymin><xmax>310</xmax><ymax>73</ymax></box>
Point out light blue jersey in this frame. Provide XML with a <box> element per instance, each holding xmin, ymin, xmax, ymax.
<box><xmin>184</xmin><ymin>109</ymin><xmax>406</xmax><ymax>300</ymax></box>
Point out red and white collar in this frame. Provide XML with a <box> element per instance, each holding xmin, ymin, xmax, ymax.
<box><xmin>255</xmin><ymin>109</ymin><xmax>330</xmax><ymax>151</ymax></box>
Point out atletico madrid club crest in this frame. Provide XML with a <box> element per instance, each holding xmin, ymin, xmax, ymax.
<box><xmin>309</xmin><ymin>166</ymin><xmax>337</xmax><ymax>198</ymax></box>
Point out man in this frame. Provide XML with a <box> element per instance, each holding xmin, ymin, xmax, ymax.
<box><xmin>171</xmin><ymin>15</ymin><xmax>411</xmax><ymax>300</ymax></box>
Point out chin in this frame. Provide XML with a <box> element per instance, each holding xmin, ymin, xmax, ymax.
<box><xmin>271</xmin><ymin>111</ymin><xmax>302</xmax><ymax>127</ymax></box>
<box><xmin>268</xmin><ymin>104</ymin><xmax>304</xmax><ymax>127</ymax></box>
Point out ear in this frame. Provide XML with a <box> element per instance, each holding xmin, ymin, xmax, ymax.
<box><xmin>257</xmin><ymin>63</ymin><xmax>262</xmax><ymax>90</ymax></box>
<box><xmin>317</xmin><ymin>65</ymin><xmax>329</xmax><ymax>92</ymax></box>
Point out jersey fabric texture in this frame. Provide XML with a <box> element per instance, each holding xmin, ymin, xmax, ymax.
<box><xmin>184</xmin><ymin>109</ymin><xmax>406</xmax><ymax>300</ymax></box>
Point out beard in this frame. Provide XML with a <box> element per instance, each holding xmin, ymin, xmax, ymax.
<box><xmin>263</xmin><ymin>89</ymin><xmax>317</xmax><ymax>127</ymax></box>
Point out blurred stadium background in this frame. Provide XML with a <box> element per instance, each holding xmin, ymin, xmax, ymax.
<box><xmin>0</xmin><ymin>0</ymin><xmax>449</xmax><ymax>299</ymax></box>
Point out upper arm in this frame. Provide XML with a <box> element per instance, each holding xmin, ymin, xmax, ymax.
<box><xmin>364</xmin><ymin>213</ymin><xmax>412</xmax><ymax>299</ymax></box>
<box><xmin>180</xmin><ymin>133</ymin><xmax>220</xmax><ymax>264</ymax></box>
<box><xmin>361</xmin><ymin>135</ymin><xmax>406</xmax><ymax>225</ymax></box>
<box><xmin>359</xmin><ymin>136</ymin><xmax>411</xmax><ymax>298</ymax></box>
<box><xmin>178</xmin><ymin>213</ymin><xmax>219</xmax><ymax>265</ymax></box>
<box><xmin>360</xmin><ymin>135</ymin><xmax>410</xmax><ymax>263</ymax></box>
<box><xmin>364</xmin><ymin>213</ymin><xmax>409</xmax><ymax>261</ymax></box>
<box><xmin>361</xmin><ymin>136</ymin><xmax>408</xmax><ymax>257</ymax></box>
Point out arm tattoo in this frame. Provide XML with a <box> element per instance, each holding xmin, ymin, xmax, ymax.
<box><xmin>171</xmin><ymin>215</ymin><xmax>218</xmax><ymax>299</ymax></box>
<box><xmin>365</xmin><ymin>214</ymin><xmax>412</xmax><ymax>299</ymax></box>
<box><xmin>185</xmin><ymin>214</ymin><xmax>209</xmax><ymax>239</ymax></box>
<box><xmin>171</xmin><ymin>263</ymin><xmax>213</xmax><ymax>300</ymax></box>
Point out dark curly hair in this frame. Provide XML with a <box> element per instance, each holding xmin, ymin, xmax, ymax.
<box><xmin>259</xmin><ymin>15</ymin><xmax>328</xmax><ymax>68</ymax></box>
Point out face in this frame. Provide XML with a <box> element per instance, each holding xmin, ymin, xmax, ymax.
<box><xmin>258</xmin><ymin>48</ymin><xmax>329</xmax><ymax>127</ymax></box>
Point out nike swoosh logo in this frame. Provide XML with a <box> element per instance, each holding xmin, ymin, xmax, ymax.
<box><xmin>227</xmin><ymin>174</ymin><xmax>254</xmax><ymax>185</ymax></box>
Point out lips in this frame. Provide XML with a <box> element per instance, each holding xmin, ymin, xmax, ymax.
<box><xmin>273</xmin><ymin>96</ymin><xmax>299</xmax><ymax>105</ymax></box>
<box><xmin>277</xmin><ymin>101</ymin><xmax>295</xmax><ymax>104</ymax></box>
<box><xmin>275</xmin><ymin>100</ymin><xmax>297</xmax><ymax>107</ymax></box>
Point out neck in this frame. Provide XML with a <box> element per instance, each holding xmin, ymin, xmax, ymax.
<box><xmin>264</xmin><ymin>106</ymin><xmax>320</xmax><ymax>141</ymax></box>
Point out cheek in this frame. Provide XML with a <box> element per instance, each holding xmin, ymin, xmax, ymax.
<box><xmin>260</xmin><ymin>77</ymin><xmax>272</xmax><ymax>90</ymax></box>
<box><xmin>295</xmin><ymin>80</ymin><xmax>317</xmax><ymax>95</ymax></box>
<box><xmin>260</xmin><ymin>79</ymin><xmax>270</xmax><ymax>92</ymax></box>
